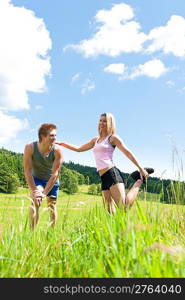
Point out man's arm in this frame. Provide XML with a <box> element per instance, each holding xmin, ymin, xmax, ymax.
<box><xmin>23</xmin><ymin>143</ymin><xmax>37</xmax><ymax>193</ymax></box>
<box><xmin>43</xmin><ymin>147</ymin><xmax>63</xmax><ymax>196</ymax></box>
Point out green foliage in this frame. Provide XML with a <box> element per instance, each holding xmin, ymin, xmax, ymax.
<box><xmin>88</xmin><ymin>184</ymin><xmax>101</xmax><ymax>195</ymax></box>
<box><xmin>0</xmin><ymin>148</ymin><xmax>26</xmax><ymax>187</ymax></box>
<box><xmin>64</xmin><ymin>161</ymin><xmax>166</xmax><ymax>195</ymax></box>
<box><xmin>71</xmin><ymin>169</ymin><xmax>85</xmax><ymax>185</ymax></box>
<box><xmin>97</xmin><ymin>183</ymin><xmax>102</xmax><ymax>195</ymax></box>
<box><xmin>60</xmin><ymin>166</ymin><xmax>78</xmax><ymax>194</ymax></box>
<box><xmin>1</xmin><ymin>147</ymin><xmax>185</xmax><ymax>205</ymax></box>
<box><xmin>160</xmin><ymin>180</ymin><xmax>185</xmax><ymax>205</ymax></box>
<box><xmin>0</xmin><ymin>162</ymin><xmax>20</xmax><ymax>193</ymax></box>
<box><xmin>64</xmin><ymin>161</ymin><xmax>100</xmax><ymax>184</ymax></box>
<box><xmin>85</xmin><ymin>176</ymin><xmax>90</xmax><ymax>185</ymax></box>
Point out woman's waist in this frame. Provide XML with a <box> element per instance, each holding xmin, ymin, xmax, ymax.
<box><xmin>96</xmin><ymin>157</ymin><xmax>114</xmax><ymax>171</ymax></box>
<box><xmin>98</xmin><ymin>167</ymin><xmax>113</xmax><ymax>176</ymax></box>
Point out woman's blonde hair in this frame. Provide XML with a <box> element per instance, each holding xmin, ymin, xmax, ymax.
<box><xmin>98</xmin><ymin>113</ymin><xmax>116</xmax><ymax>136</ymax></box>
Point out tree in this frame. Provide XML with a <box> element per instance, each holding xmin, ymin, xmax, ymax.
<box><xmin>0</xmin><ymin>162</ymin><xmax>20</xmax><ymax>193</ymax></box>
<box><xmin>71</xmin><ymin>170</ymin><xmax>85</xmax><ymax>185</ymax></box>
<box><xmin>97</xmin><ymin>184</ymin><xmax>102</xmax><ymax>195</ymax></box>
<box><xmin>88</xmin><ymin>184</ymin><xmax>101</xmax><ymax>195</ymax></box>
<box><xmin>60</xmin><ymin>166</ymin><xmax>78</xmax><ymax>194</ymax></box>
<box><xmin>85</xmin><ymin>176</ymin><xmax>90</xmax><ymax>185</ymax></box>
<box><xmin>88</xmin><ymin>184</ymin><xmax>97</xmax><ymax>195</ymax></box>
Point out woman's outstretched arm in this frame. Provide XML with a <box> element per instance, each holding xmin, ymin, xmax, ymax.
<box><xmin>56</xmin><ymin>137</ymin><xmax>97</xmax><ymax>152</ymax></box>
<box><xmin>110</xmin><ymin>135</ymin><xmax>148</xmax><ymax>178</ymax></box>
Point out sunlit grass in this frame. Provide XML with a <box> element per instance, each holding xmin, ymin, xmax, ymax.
<box><xmin>0</xmin><ymin>185</ymin><xmax>185</xmax><ymax>278</ymax></box>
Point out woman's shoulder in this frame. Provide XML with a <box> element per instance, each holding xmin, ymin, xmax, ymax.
<box><xmin>109</xmin><ymin>134</ymin><xmax>121</xmax><ymax>141</ymax></box>
<box><xmin>109</xmin><ymin>134</ymin><xmax>124</xmax><ymax>146</ymax></box>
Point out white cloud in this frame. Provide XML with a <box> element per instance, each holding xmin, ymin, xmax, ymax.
<box><xmin>64</xmin><ymin>3</ymin><xmax>185</xmax><ymax>64</ymax></box>
<box><xmin>179</xmin><ymin>86</ymin><xmax>185</xmax><ymax>93</ymax></box>
<box><xmin>119</xmin><ymin>59</ymin><xmax>168</xmax><ymax>80</ymax></box>
<box><xmin>146</xmin><ymin>15</ymin><xmax>185</xmax><ymax>57</ymax></box>
<box><xmin>65</xmin><ymin>3</ymin><xmax>147</xmax><ymax>57</ymax></box>
<box><xmin>166</xmin><ymin>80</ymin><xmax>175</xmax><ymax>88</ymax></box>
<box><xmin>81</xmin><ymin>79</ymin><xmax>95</xmax><ymax>94</ymax></box>
<box><xmin>0</xmin><ymin>0</ymin><xmax>51</xmax><ymax>111</ymax></box>
<box><xmin>0</xmin><ymin>111</ymin><xmax>28</xmax><ymax>144</ymax></box>
<box><xmin>104</xmin><ymin>63</ymin><xmax>126</xmax><ymax>74</ymax></box>
<box><xmin>71</xmin><ymin>73</ymin><xmax>81</xmax><ymax>85</ymax></box>
<box><xmin>35</xmin><ymin>105</ymin><xmax>43</xmax><ymax>110</ymax></box>
<box><xmin>130</xmin><ymin>59</ymin><xmax>168</xmax><ymax>79</ymax></box>
<box><xmin>95</xmin><ymin>3</ymin><xmax>134</xmax><ymax>26</ymax></box>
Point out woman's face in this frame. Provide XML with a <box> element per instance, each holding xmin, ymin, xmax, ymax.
<box><xmin>99</xmin><ymin>116</ymin><xmax>107</xmax><ymax>131</ymax></box>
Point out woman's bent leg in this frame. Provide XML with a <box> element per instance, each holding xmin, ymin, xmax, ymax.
<box><xmin>126</xmin><ymin>179</ymin><xmax>143</xmax><ymax>208</ymax></box>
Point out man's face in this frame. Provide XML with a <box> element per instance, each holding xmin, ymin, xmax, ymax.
<box><xmin>42</xmin><ymin>129</ymin><xmax>57</xmax><ymax>145</ymax></box>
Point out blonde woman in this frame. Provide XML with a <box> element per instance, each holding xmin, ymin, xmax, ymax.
<box><xmin>56</xmin><ymin>113</ymin><xmax>154</xmax><ymax>214</ymax></box>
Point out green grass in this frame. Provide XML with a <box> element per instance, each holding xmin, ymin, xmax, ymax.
<box><xmin>0</xmin><ymin>186</ymin><xmax>185</xmax><ymax>278</ymax></box>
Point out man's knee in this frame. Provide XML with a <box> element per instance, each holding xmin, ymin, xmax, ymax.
<box><xmin>30</xmin><ymin>198</ymin><xmax>40</xmax><ymax>210</ymax></box>
<box><xmin>47</xmin><ymin>198</ymin><xmax>57</xmax><ymax>210</ymax></box>
<box><xmin>30</xmin><ymin>203</ymin><xmax>37</xmax><ymax>217</ymax></box>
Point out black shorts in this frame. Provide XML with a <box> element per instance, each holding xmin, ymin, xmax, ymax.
<box><xmin>100</xmin><ymin>167</ymin><xmax>125</xmax><ymax>191</ymax></box>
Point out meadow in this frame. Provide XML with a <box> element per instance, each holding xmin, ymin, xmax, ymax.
<box><xmin>0</xmin><ymin>185</ymin><xmax>185</xmax><ymax>278</ymax></box>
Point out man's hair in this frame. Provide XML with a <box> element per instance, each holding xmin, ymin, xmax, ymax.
<box><xmin>38</xmin><ymin>123</ymin><xmax>57</xmax><ymax>142</ymax></box>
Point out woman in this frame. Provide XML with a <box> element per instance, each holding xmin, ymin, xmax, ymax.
<box><xmin>56</xmin><ymin>113</ymin><xmax>154</xmax><ymax>214</ymax></box>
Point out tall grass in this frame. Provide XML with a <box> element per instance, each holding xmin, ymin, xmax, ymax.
<box><xmin>0</xmin><ymin>187</ymin><xmax>185</xmax><ymax>278</ymax></box>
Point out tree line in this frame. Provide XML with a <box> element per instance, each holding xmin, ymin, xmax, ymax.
<box><xmin>0</xmin><ymin>148</ymin><xmax>185</xmax><ymax>204</ymax></box>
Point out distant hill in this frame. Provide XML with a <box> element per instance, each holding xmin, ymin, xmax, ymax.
<box><xmin>64</xmin><ymin>161</ymin><xmax>163</xmax><ymax>194</ymax></box>
<box><xmin>1</xmin><ymin>148</ymin><xmax>185</xmax><ymax>204</ymax></box>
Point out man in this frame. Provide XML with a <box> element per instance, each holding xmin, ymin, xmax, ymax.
<box><xmin>24</xmin><ymin>123</ymin><xmax>63</xmax><ymax>229</ymax></box>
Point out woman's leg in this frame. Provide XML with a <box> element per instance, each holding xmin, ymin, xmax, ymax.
<box><xmin>102</xmin><ymin>189</ymin><xmax>117</xmax><ymax>215</ymax></box>
<box><xmin>109</xmin><ymin>183</ymin><xmax>126</xmax><ymax>209</ymax></box>
<box><xmin>109</xmin><ymin>179</ymin><xmax>143</xmax><ymax>210</ymax></box>
<box><xmin>126</xmin><ymin>179</ymin><xmax>143</xmax><ymax>208</ymax></box>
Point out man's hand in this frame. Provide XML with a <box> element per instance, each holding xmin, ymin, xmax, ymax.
<box><xmin>30</xmin><ymin>186</ymin><xmax>46</xmax><ymax>207</ymax></box>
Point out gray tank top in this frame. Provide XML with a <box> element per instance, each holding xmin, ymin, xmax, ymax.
<box><xmin>32</xmin><ymin>141</ymin><xmax>55</xmax><ymax>180</ymax></box>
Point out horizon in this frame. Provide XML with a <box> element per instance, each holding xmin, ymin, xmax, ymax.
<box><xmin>0</xmin><ymin>146</ymin><xmax>181</xmax><ymax>183</ymax></box>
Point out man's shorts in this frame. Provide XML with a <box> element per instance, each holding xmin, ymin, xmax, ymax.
<box><xmin>100</xmin><ymin>167</ymin><xmax>125</xmax><ymax>191</ymax></box>
<box><xmin>33</xmin><ymin>176</ymin><xmax>60</xmax><ymax>200</ymax></box>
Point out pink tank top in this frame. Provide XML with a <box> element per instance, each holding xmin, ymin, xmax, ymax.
<box><xmin>93</xmin><ymin>135</ymin><xmax>115</xmax><ymax>171</ymax></box>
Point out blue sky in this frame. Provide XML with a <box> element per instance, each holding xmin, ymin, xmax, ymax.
<box><xmin>0</xmin><ymin>0</ymin><xmax>185</xmax><ymax>180</ymax></box>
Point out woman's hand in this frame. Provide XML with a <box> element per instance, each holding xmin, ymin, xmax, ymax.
<box><xmin>139</xmin><ymin>168</ymin><xmax>149</xmax><ymax>181</ymax></box>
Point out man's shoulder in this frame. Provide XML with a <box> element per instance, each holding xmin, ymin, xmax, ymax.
<box><xmin>54</xmin><ymin>144</ymin><xmax>63</xmax><ymax>156</ymax></box>
<box><xmin>24</xmin><ymin>142</ymin><xmax>34</xmax><ymax>153</ymax></box>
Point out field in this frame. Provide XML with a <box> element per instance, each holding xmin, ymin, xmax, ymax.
<box><xmin>0</xmin><ymin>185</ymin><xmax>185</xmax><ymax>278</ymax></box>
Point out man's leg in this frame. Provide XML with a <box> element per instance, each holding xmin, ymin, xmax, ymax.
<box><xmin>47</xmin><ymin>197</ymin><xmax>57</xmax><ymax>227</ymax></box>
<box><xmin>46</xmin><ymin>181</ymin><xmax>59</xmax><ymax>227</ymax></box>
<box><xmin>29</xmin><ymin>198</ymin><xmax>40</xmax><ymax>230</ymax></box>
<box><xmin>29</xmin><ymin>177</ymin><xmax>45</xmax><ymax>230</ymax></box>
